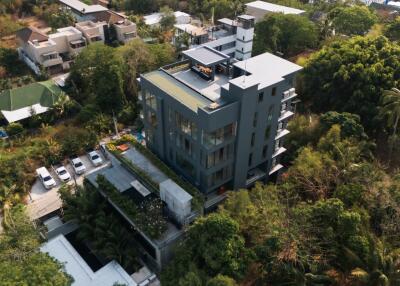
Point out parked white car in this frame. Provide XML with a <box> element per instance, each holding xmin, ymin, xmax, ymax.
<box><xmin>54</xmin><ymin>165</ymin><xmax>71</xmax><ymax>182</ymax></box>
<box><xmin>88</xmin><ymin>150</ymin><xmax>103</xmax><ymax>166</ymax></box>
<box><xmin>36</xmin><ymin>167</ymin><xmax>56</xmax><ymax>189</ymax></box>
<box><xmin>70</xmin><ymin>157</ymin><xmax>86</xmax><ymax>175</ymax></box>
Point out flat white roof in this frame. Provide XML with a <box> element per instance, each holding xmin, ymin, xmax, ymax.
<box><xmin>144</xmin><ymin>11</ymin><xmax>190</xmax><ymax>25</ymax></box>
<box><xmin>1</xmin><ymin>103</ymin><xmax>49</xmax><ymax>123</ymax></box>
<box><xmin>230</xmin><ymin>52</ymin><xmax>303</xmax><ymax>89</ymax></box>
<box><xmin>59</xmin><ymin>0</ymin><xmax>108</xmax><ymax>13</ymax></box>
<box><xmin>245</xmin><ymin>0</ymin><xmax>305</xmax><ymax>15</ymax></box>
<box><xmin>41</xmin><ymin>235</ymin><xmax>137</xmax><ymax>286</ymax></box>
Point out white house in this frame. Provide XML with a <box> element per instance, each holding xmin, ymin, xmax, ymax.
<box><xmin>144</xmin><ymin>11</ymin><xmax>191</xmax><ymax>27</ymax></box>
<box><xmin>245</xmin><ymin>0</ymin><xmax>306</xmax><ymax>22</ymax></box>
<box><xmin>16</xmin><ymin>26</ymin><xmax>86</xmax><ymax>75</ymax></box>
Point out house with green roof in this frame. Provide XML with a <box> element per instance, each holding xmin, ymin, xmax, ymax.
<box><xmin>0</xmin><ymin>80</ymin><xmax>63</xmax><ymax>123</ymax></box>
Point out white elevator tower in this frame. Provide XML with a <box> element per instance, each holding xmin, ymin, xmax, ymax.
<box><xmin>235</xmin><ymin>15</ymin><xmax>255</xmax><ymax>60</ymax></box>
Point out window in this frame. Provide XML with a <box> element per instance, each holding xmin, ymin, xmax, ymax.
<box><xmin>147</xmin><ymin>110</ymin><xmax>157</xmax><ymax>128</ymax></box>
<box><xmin>267</xmin><ymin>105</ymin><xmax>275</xmax><ymax>122</ymax></box>
<box><xmin>265</xmin><ymin>125</ymin><xmax>271</xmax><ymax>140</ymax></box>
<box><xmin>176</xmin><ymin>153</ymin><xmax>195</xmax><ymax>178</ymax></box>
<box><xmin>202</xmin><ymin>123</ymin><xmax>236</xmax><ymax>148</ymax></box>
<box><xmin>262</xmin><ymin>145</ymin><xmax>268</xmax><ymax>158</ymax></box>
<box><xmin>204</xmin><ymin>144</ymin><xmax>233</xmax><ymax>168</ymax></box>
<box><xmin>248</xmin><ymin>153</ymin><xmax>253</xmax><ymax>166</ymax></box>
<box><xmin>271</xmin><ymin>87</ymin><xmax>277</xmax><ymax>96</ymax></box>
<box><xmin>145</xmin><ymin>90</ymin><xmax>157</xmax><ymax>110</ymax></box>
<box><xmin>251</xmin><ymin>132</ymin><xmax>255</xmax><ymax>147</ymax></box>
<box><xmin>253</xmin><ymin>112</ymin><xmax>258</xmax><ymax>127</ymax></box>
<box><xmin>175</xmin><ymin>112</ymin><xmax>197</xmax><ymax>140</ymax></box>
<box><xmin>258</xmin><ymin>92</ymin><xmax>264</xmax><ymax>102</ymax></box>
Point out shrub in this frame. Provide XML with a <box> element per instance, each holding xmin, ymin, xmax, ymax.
<box><xmin>5</xmin><ymin>122</ymin><xmax>24</xmax><ymax>136</ymax></box>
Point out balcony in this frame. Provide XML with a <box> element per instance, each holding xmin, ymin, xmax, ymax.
<box><xmin>275</xmin><ymin>128</ymin><xmax>290</xmax><ymax>140</ymax></box>
<box><xmin>278</xmin><ymin>110</ymin><xmax>294</xmax><ymax>122</ymax></box>
<box><xmin>42</xmin><ymin>55</ymin><xmax>63</xmax><ymax>68</ymax></box>
<box><xmin>269</xmin><ymin>163</ymin><xmax>283</xmax><ymax>175</ymax></box>
<box><xmin>272</xmin><ymin>146</ymin><xmax>286</xmax><ymax>158</ymax></box>
<box><xmin>282</xmin><ymin>88</ymin><xmax>297</xmax><ymax>102</ymax></box>
<box><xmin>246</xmin><ymin>168</ymin><xmax>267</xmax><ymax>186</ymax></box>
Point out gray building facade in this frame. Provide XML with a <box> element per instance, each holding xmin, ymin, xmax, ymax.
<box><xmin>139</xmin><ymin>46</ymin><xmax>302</xmax><ymax>196</ymax></box>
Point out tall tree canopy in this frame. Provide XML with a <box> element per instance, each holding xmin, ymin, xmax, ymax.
<box><xmin>329</xmin><ymin>5</ymin><xmax>377</xmax><ymax>36</ymax></box>
<box><xmin>253</xmin><ymin>14</ymin><xmax>318</xmax><ymax>57</ymax></box>
<box><xmin>301</xmin><ymin>36</ymin><xmax>400</xmax><ymax>133</ymax></box>
<box><xmin>68</xmin><ymin>43</ymin><xmax>125</xmax><ymax>114</ymax></box>
<box><xmin>0</xmin><ymin>205</ymin><xmax>72</xmax><ymax>285</ymax></box>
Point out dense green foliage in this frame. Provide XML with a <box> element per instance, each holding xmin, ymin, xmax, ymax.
<box><xmin>0</xmin><ymin>205</ymin><xmax>72</xmax><ymax>285</ymax></box>
<box><xmin>385</xmin><ymin>17</ymin><xmax>400</xmax><ymax>41</ymax></box>
<box><xmin>163</xmin><ymin>123</ymin><xmax>400</xmax><ymax>285</ymax></box>
<box><xmin>329</xmin><ymin>5</ymin><xmax>377</xmax><ymax>36</ymax></box>
<box><xmin>254</xmin><ymin>14</ymin><xmax>318</xmax><ymax>57</ymax></box>
<box><xmin>68</xmin><ymin>44</ymin><xmax>125</xmax><ymax>114</ymax></box>
<box><xmin>59</xmin><ymin>183</ymin><xmax>141</xmax><ymax>271</ymax></box>
<box><xmin>301</xmin><ymin>36</ymin><xmax>400</xmax><ymax>133</ymax></box>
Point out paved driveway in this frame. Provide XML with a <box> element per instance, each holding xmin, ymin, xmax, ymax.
<box><xmin>28</xmin><ymin>153</ymin><xmax>108</xmax><ymax>220</ymax></box>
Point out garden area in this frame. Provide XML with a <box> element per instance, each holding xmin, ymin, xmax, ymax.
<box><xmin>107</xmin><ymin>134</ymin><xmax>204</xmax><ymax>211</ymax></box>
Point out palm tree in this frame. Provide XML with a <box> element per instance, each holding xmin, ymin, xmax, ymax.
<box><xmin>381</xmin><ymin>88</ymin><xmax>400</xmax><ymax>137</ymax></box>
<box><xmin>380</xmin><ymin>88</ymin><xmax>400</xmax><ymax>161</ymax></box>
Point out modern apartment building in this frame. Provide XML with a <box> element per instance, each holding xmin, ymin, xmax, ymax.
<box><xmin>139</xmin><ymin>46</ymin><xmax>302</xmax><ymax>196</ymax></box>
<box><xmin>173</xmin><ymin>15</ymin><xmax>255</xmax><ymax>60</ymax></box>
<box><xmin>16</xmin><ymin>26</ymin><xmax>87</xmax><ymax>75</ymax></box>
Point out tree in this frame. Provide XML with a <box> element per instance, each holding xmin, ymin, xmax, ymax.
<box><xmin>385</xmin><ymin>17</ymin><xmax>400</xmax><ymax>41</ymax></box>
<box><xmin>207</xmin><ymin>275</ymin><xmax>237</xmax><ymax>286</ymax></box>
<box><xmin>161</xmin><ymin>213</ymin><xmax>250</xmax><ymax>285</ymax></box>
<box><xmin>381</xmin><ymin>88</ymin><xmax>400</xmax><ymax>138</ymax></box>
<box><xmin>253</xmin><ymin>14</ymin><xmax>318</xmax><ymax>57</ymax></box>
<box><xmin>329</xmin><ymin>5</ymin><xmax>377</xmax><ymax>36</ymax></box>
<box><xmin>68</xmin><ymin>43</ymin><xmax>125</xmax><ymax>114</ymax></box>
<box><xmin>380</xmin><ymin>88</ymin><xmax>400</xmax><ymax>160</ymax></box>
<box><xmin>0</xmin><ymin>205</ymin><xmax>72</xmax><ymax>286</ymax></box>
<box><xmin>301</xmin><ymin>36</ymin><xmax>400</xmax><ymax>133</ymax></box>
<box><xmin>159</xmin><ymin>6</ymin><xmax>175</xmax><ymax>31</ymax></box>
<box><xmin>320</xmin><ymin>111</ymin><xmax>367</xmax><ymax>139</ymax></box>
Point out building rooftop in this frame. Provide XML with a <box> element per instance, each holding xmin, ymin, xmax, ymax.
<box><xmin>41</xmin><ymin>235</ymin><xmax>137</xmax><ymax>286</ymax></box>
<box><xmin>245</xmin><ymin>0</ymin><xmax>305</xmax><ymax>14</ymax></box>
<box><xmin>0</xmin><ymin>80</ymin><xmax>63</xmax><ymax>123</ymax></box>
<box><xmin>231</xmin><ymin>52</ymin><xmax>303</xmax><ymax>89</ymax></box>
<box><xmin>182</xmin><ymin>46</ymin><xmax>230</xmax><ymax>67</ymax></box>
<box><xmin>144</xmin><ymin>70</ymin><xmax>212</xmax><ymax>112</ymax></box>
<box><xmin>59</xmin><ymin>0</ymin><xmax>108</xmax><ymax>13</ymax></box>
<box><xmin>49</xmin><ymin>26</ymin><xmax>82</xmax><ymax>38</ymax></box>
<box><xmin>16</xmin><ymin>27</ymin><xmax>48</xmax><ymax>43</ymax></box>
<box><xmin>174</xmin><ymin>23</ymin><xmax>208</xmax><ymax>36</ymax></box>
<box><xmin>144</xmin><ymin>11</ymin><xmax>190</xmax><ymax>26</ymax></box>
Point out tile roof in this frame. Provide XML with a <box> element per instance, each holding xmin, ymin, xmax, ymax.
<box><xmin>16</xmin><ymin>27</ymin><xmax>48</xmax><ymax>43</ymax></box>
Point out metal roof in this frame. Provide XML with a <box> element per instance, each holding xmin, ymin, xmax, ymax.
<box><xmin>245</xmin><ymin>1</ymin><xmax>305</xmax><ymax>14</ymax></box>
<box><xmin>86</xmin><ymin>164</ymin><xmax>136</xmax><ymax>193</ymax></box>
<box><xmin>182</xmin><ymin>46</ymin><xmax>230</xmax><ymax>67</ymax></box>
<box><xmin>41</xmin><ymin>235</ymin><xmax>137</xmax><ymax>286</ymax></box>
<box><xmin>59</xmin><ymin>0</ymin><xmax>108</xmax><ymax>13</ymax></box>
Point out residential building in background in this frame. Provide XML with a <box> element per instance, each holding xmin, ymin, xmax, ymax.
<box><xmin>16</xmin><ymin>26</ymin><xmax>86</xmax><ymax>75</ymax></box>
<box><xmin>144</xmin><ymin>11</ymin><xmax>191</xmax><ymax>27</ymax></box>
<box><xmin>245</xmin><ymin>0</ymin><xmax>306</xmax><ymax>22</ymax></box>
<box><xmin>139</xmin><ymin>46</ymin><xmax>302</xmax><ymax>198</ymax></box>
<box><xmin>75</xmin><ymin>21</ymin><xmax>107</xmax><ymax>43</ymax></box>
<box><xmin>174</xmin><ymin>15</ymin><xmax>255</xmax><ymax>60</ymax></box>
<box><xmin>59</xmin><ymin>0</ymin><xmax>137</xmax><ymax>43</ymax></box>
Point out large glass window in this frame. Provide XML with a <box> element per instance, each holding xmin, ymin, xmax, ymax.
<box><xmin>147</xmin><ymin>110</ymin><xmax>157</xmax><ymax>128</ymax></box>
<box><xmin>202</xmin><ymin>123</ymin><xmax>236</xmax><ymax>148</ymax></box>
<box><xmin>175</xmin><ymin>112</ymin><xmax>197</xmax><ymax>140</ymax></box>
<box><xmin>203</xmin><ymin>143</ymin><xmax>234</xmax><ymax>168</ymax></box>
<box><xmin>207</xmin><ymin>165</ymin><xmax>232</xmax><ymax>187</ymax></box>
<box><xmin>267</xmin><ymin>105</ymin><xmax>275</xmax><ymax>122</ymax></box>
<box><xmin>176</xmin><ymin>153</ymin><xmax>195</xmax><ymax>178</ymax></box>
<box><xmin>145</xmin><ymin>90</ymin><xmax>157</xmax><ymax>110</ymax></box>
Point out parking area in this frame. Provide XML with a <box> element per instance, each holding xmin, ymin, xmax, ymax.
<box><xmin>28</xmin><ymin>152</ymin><xmax>108</xmax><ymax>220</ymax></box>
